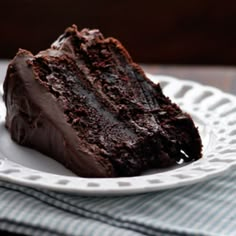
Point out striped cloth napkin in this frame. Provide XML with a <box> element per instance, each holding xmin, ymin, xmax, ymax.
<box><xmin>0</xmin><ymin>170</ymin><xmax>236</xmax><ymax>236</ymax></box>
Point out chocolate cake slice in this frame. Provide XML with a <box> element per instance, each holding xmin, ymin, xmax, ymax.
<box><xmin>3</xmin><ymin>25</ymin><xmax>202</xmax><ymax>177</ymax></box>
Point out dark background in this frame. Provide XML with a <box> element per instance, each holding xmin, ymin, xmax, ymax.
<box><xmin>1</xmin><ymin>0</ymin><xmax>236</xmax><ymax>65</ymax></box>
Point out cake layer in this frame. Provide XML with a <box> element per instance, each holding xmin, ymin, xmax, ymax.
<box><xmin>3</xmin><ymin>25</ymin><xmax>202</xmax><ymax>177</ymax></box>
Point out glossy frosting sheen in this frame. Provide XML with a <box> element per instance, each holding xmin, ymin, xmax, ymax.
<box><xmin>3</xmin><ymin>25</ymin><xmax>202</xmax><ymax>177</ymax></box>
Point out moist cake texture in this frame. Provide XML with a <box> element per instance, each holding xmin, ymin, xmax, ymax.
<box><xmin>3</xmin><ymin>25</ymin><xmax>202</xmax><ymax>177</ymax></box>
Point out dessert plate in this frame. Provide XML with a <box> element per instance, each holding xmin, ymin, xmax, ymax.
<box><xmin>1</xmin><ymin>74</ymin><xmax>236</xmax><ymax>196</ymax></box>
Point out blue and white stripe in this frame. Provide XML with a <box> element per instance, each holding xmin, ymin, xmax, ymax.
<box><xmin>0</xmin><ymin>170</ymin><xmax>236</xmax><ymax>236</ymax></box>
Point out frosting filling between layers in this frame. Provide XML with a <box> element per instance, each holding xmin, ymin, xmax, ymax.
<box><xmin>3</xmin><ymin>25</ymin><xmax>202</xmax><ymax>177</ymax></box>
<box><xmin>29</xmin><ymin>28</ymin><xmax>201</xmax><ymax>176</ymax></box>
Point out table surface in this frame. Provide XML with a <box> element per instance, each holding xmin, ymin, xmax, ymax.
<box><xmin>144</xmin><ymin>64</ymin><xmax>236</xmax><ymax>95</ymax></box>
<box><xmin>1</xmin><ymin>61</ymin><xmax>236</xmax><ymax>236</ymax></box>
<box><xmin>1</xmin><ymin>61</ymin><xmax>236</xmax><ymax>94</ymax></box>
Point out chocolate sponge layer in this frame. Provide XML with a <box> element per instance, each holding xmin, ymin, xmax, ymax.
<box><xmin>3</xmin><ymin>25</ymin><xmax>202</xmax><ymax>177</ymax></box>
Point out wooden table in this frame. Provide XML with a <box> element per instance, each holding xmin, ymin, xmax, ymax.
<box><xmin>1</xmin><ymin>62</ymin><xmax>236</xmax><ymax>236</ymax></box>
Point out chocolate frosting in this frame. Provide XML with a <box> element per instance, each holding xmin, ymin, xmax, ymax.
<box><xmin>4</xmin><ymin>49</ymin><xmax>115</xmax><ymax>177</ymax></box>
<box><xmin>3</xmin><ymin>25</ymin><xmax>202</xmax><ymax>177</ymax></box>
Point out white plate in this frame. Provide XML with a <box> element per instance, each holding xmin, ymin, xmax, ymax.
<box><xmin>1</xmin><ymin>74</ymin><xmax>236</xmax><ymax>196</ymax></box>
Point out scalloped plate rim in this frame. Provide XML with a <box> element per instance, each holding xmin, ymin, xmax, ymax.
<box><xmin>0</xmin><ymin>74</ymin><xmax>235</xmax><ymax>196</ymax></box>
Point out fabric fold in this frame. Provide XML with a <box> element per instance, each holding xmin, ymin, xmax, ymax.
<box><xmin>0</xmin><ymin>170</ymin><xmax>236</xmax><ymax>236</ymax></box>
